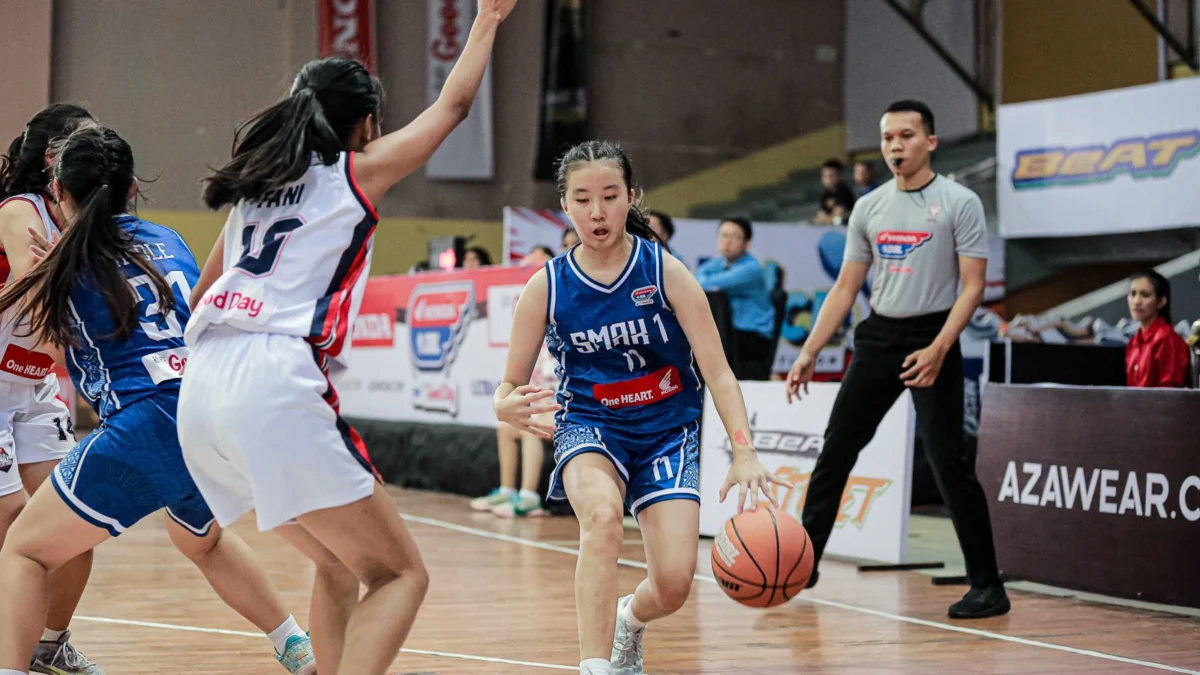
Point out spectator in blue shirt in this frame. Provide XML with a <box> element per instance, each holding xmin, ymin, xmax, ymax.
<box><xmin>695</xmin><ymin>217</ymin><xmax>777</xmax><ymax>380</ymax></box>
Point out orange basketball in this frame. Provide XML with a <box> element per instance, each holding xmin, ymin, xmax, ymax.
<box><xmin>710</xmin><ymin>505</ymin><xmax>814</xmax><ymax>608</ymax></box>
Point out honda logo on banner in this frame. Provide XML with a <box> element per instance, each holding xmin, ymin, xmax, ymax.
<box><xmin>319</xmin><ymin>0</ymin><xmax>377</xmax><ymax>71</ymax></box>
<box><xmin>427</xmin><ymin>0</ymin><xmax>494</xmax><ymax>180</ymax></box>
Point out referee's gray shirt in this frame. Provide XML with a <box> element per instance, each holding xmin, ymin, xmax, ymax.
<box><xmin>843</xmin><ymin>175</ymin><xmax>988</xmax><ymax>318</ymax></box>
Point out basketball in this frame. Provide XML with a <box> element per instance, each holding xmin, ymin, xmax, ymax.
<box><xmin>710</xmin><ymin>506</ymin><xmax>814</xmax><ymax>608</ymax></box>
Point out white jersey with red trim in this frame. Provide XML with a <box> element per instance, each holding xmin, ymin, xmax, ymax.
<box><xmin>185</xmin><ymin>152</ymin><xmax>379</xmax><ymax>382</ymax></box>
<box><xmin>0</xmin><ymin>193</ymin><xmax>63</xmax><ymax>384</ymax></box>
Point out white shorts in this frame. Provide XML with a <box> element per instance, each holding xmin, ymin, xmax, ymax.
<box><xmin>177</xmin><ymin>327</ymin><xmax>378</xmax><ymax>532</ymax></box>
<box><xmin>0</xmin><ymin>376</ymin><xmax>74</xmax><ymax>497</ymax></box>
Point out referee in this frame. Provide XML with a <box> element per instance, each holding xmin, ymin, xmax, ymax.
<box><xmin>785</xmin><ymin>100</ymin><xmax>1009</xmax><ymax>619</ymax></box>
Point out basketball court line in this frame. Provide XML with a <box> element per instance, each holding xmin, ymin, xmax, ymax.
<box><xmin>71</xmin><ymin>614</ymin><xmax>578</xmax><ymax>671</ymax></box>
<box><xmin>399</xmin><ymin>512</ymin><xmax>1200</xmax><ymax>675</ymax></box>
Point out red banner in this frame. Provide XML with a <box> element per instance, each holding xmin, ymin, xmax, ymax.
<box><xmin>319</xmin><ymin>0</ymin><xmax>377</xmax><ymax>72</ymax></box>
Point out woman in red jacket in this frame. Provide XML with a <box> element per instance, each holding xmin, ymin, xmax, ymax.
<box><xmin>1126</xmin><ymin>271</ymin><xmax>1189</xmax><ymax>388</ymax></box>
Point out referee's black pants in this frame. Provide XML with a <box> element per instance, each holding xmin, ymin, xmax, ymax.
<box><xmin>800</xmin><ymin>310</ymin><xmax>1002</xmax><ymax>588</ymax></box>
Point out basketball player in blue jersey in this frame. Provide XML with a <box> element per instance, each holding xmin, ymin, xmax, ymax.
<box><xmin>0</xmin><ymin>127</ymin><xmax>329</xmax><ymax>675</ymax></box>
<box><xmin>495</xmin><ymin>141</ymin><xmax>787</xmax><ymax>675</ymax></box>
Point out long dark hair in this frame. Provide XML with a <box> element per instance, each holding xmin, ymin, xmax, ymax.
<box><xmin>0</xmin><ymin>103</ymin><xmax>95</xmax><ymax>199</ymax></box>
<box><xmin>554</xmin><ymin>140</ymin><xmax>668</xmax><ymax>249</ymax></box>
<box><xmin>202</xmin><ymin>57</ymin><xmax>381</xmax><ymax>209</ymax></box>
<box><xmin>1131</xmin><ymin>270</ymin><xmax>1173</xmax><ymax>325</ymax></box>
<box><xmin>0</xmin><ymin>127</ymin><xmax>174</xmax><ymax>348</ymax></box>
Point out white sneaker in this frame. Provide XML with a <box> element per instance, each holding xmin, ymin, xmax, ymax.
<box><xmin>610</xmin><ymin>595</ymin><xmax>644</xmax><ymax>675</ymax></box>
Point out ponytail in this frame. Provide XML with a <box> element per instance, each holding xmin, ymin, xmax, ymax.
<box><xmin>203</xmin><ymin>57</ymin><xmax>381</xmax><ymax>210</ymax></box>
<box><xmin>0</xmin><ymin>126</ymin><xmax>172</xmax><ymax>348</ymax></box>
<box><xmin>624</xmin><ymin>203</ymin><xmax>664</xmax><ymax>248</ymax></box>
<box><xmin>201</xmin><ymin>88</ymin><xmax>342</xmax><ymax>209</ymax></box>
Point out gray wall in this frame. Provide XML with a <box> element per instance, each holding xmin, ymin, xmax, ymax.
<box><xmin>843</xmin><ymin>0</ymin><xmax>979</xmax><ymax>152</ymax></box>
<box><xmin>46</xmin><ymin>0</ymin><xmax>844</xmax><ymax>218</ymax></box>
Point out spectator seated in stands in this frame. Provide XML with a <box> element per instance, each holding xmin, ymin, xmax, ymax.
<box><xmin>853</xmin><ymin>159</ymin><xmax>878</xmax><ymax>197</ymax></box>
<box><xmin>561</xmin><ymin>227</ymin><xmax>580</xmax><ymax>251</ymax></box>
<box><xmin>522</xmin><ymin>246</ymin><xmax>556</xmax><ymax>265</ymax></box>
<box><xmin>463</xmin><ymin>246</ymin><xmax>493</xmax><ymax>268</ymax></box>
<box><xmin>470</xmin><ymin>341</ymin><xmax>557</xmax><ymax>518</ymax></box>
<box><xmin>648</xmin><ymin>209</ymin><xmax>687</xmax><ymax>260</ymax></box>
<box><xmin>1125</xmin><ymin>271</ymin><xmax>1189</xmax><ymax>388</ymax></box>
<box><xmin>813</xmin><ymin>158</ymin><xmax>856</xmax><ymax>225</ymax></box>
<box><xmin>695</xmin><ymin>217</ymin><xmax>776</xmax><ymax>380</ymax></box>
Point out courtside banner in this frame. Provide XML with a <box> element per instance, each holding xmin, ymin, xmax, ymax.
<box><xmin>505</xmin><ymin>207</ymin><xmax>1006</xmax><ymax>378</ymax></box>
<box><xmin>978</xmin><ymin>384</ymin><xmax>1200</xmax><ymax>608</ymax></box>
<box><xmin>340</xmin><ymin>265</ymin><xmax>537</xmax><ymax>426</ymax></box>
<box><xmin>427</xmin><ymin>0</ymin><xmax>494</xmax><ymax>179</ymax></box>
<box><xmin>318</xmin><ymin>0</ymin><xmax>376</xmax><ymax>71</ymax></box>
<box><xmin>997</xmin><ymin>78</ymin><xmax>1200</xmax><ymax>238</ymax></box>
<box><xmin>697</xmin><ymin>381</ymin><xmax>916</xmax><ymax>564</ymax></box>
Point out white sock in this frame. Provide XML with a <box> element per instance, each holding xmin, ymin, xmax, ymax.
<box><xmin>267</xmin><ymin>615</ymin><xmax>305</xmax><ymax>654</ymax></box>
<box><xmin>580</xmin><ymin>658</ymin><xmax>611</xmax><ymax>674</ymax></box>
<box><xmin>498</xmin><ymin>486</ymin><xmax>516</xmax><ymax>496</ymax></box>
<box><xmin>0</xmin><ymin>669</ymin><xmax>28</xmax><ymax>675</ymax></box>
<box><xmin>41</xmin><ymin>628</ymin><xmax>66</xmax><ymax>643</ymax></box>
<box><xmin>620</xmin><ymin>597</ymin><xmax>647</xmax><ymax>630</ymax></box>
<box><xmin>518</xmin><ymin>489</ymin><xmax>539</xmax><ymax>500</ymax></box>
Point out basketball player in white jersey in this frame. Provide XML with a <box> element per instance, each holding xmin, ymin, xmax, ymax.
<box><xmin>178</xmin><ymin>2</ymin><xmax>517</xmax><ymax>673</ymax></box>
<box><xmin>0</xmin><ymin>104</ymin><xmax>104</xmax><ymax>675</ymax></box>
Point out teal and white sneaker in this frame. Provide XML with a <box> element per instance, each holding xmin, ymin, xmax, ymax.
<box><xmin>492</xmin><ymin>492</ymin><xmax>547</xmax><ymax>518</ymax></box>
<box><xmin>275</xmin><ymin>633</ymin><xmax>317</xmax><ymax>675</ymax></box>
<box><xmin>30</xmin><ymin>630</ymin><xmax>105</xmax><ymax>674</ymax></box>
<box><xmin>610</xmin><ymin>594</ymin><xmax>645</xmax><ymax>675</ymax></box>
<box><xmin>470</xmin><ymin>487</ymin><xmax>513</xmax><ymax>511</ymax></box>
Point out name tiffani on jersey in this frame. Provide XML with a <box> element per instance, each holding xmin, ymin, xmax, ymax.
<box><xmin>569</xmin><ymin>313</ymin><xmax>670</xmax><ymax>354</ymax></box>
<box><xmin>252</xmin><ymin>184</ymin><xmax>306</xmax><ymax>210</ymax></box>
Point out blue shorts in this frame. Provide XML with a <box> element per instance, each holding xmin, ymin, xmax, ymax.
<box><xmin>548</xmin><ymin>420</ymin><xmax>700</xmax><ymax>518</ymax></box>
<box><xmin>51</xmin><ymin>394</ymin><xmax>214</xmax><ymax>537</ymax></box>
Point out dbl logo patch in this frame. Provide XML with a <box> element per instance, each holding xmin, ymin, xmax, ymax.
<box><xmin>408</xmin><ymin>282</ymin><xmax>475</xmax><ymax>372</ymax></box>
<box><xmin>876</xmin><ymin>231</ymin><xmax>933</xmax><ymax>260</ymax></box>
<box><xmin>631</xmin><ymin>285</ymin><xmax>658</xmax><ymax>307</ymax></box>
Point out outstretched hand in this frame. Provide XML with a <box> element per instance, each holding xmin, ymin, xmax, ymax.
<box><xmin>719</xmin><ymin>451</ymin><xmax>791</xmax><ymax>513</ymax></box>
<box><xmin>479</xmin><ymin>0</ymin><xmax>518</xmax><ymax>22</ymax></box>
<box><xmin>494</xmin><ymin>384</ymin><xmax>560</xmax><ymax>439</ymax></box>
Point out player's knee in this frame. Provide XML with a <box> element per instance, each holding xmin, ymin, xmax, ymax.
<box><xmin>169</xmin><ymin>523</ymin><xmax>218</xmax><ymax>561</ymax></box>
<box><xmin>0</xmin><ymin>494</ymin><xmax>25</xmax><ymax>538</ymax></box>
<box><xmin>651</xmin><ymin>570</ymin><xmax>694</xmax><ymax>612</ymax></box>
<box><xmin>578</xmin><ymin>502</ymin><xmax>624</xmax><ymax>545</ymax></box>
<box><xmin>358</xmin><ymin>551</ymin><xmax>429</xmax><ymax>600</ymax></box>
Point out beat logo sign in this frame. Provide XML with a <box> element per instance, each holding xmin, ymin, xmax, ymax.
<box><xmin>876</xmin><ymin>231</ymin><xmax>933</xmax><ymax>260</ymax></box>
<box><xmin>409</xmin><ymin>282</ymin><xmax>475</xmax><ymax>371</ymax></box>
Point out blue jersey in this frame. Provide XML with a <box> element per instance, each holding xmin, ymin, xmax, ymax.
<box><xmin>67</xmin><ymin>215</ymin><xmax>199</xmax><ymax>420</ymax></box>
<box><xmin>545</xmin><ymin>237</ymin><xmax>703</xmax><ymax>434</ymax></box>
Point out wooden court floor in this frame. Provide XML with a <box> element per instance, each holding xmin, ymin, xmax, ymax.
<box><xmin>47</xmin><ymin>486</ymin><xmax>1200</xmax><ymax>674</ymax></box>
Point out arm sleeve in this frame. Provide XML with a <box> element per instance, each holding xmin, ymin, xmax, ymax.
<box><xmin>695</xmin><ymin>257</ymin><xmax>764</xmax><ymax>295</ymax></box>
<box><xmin>953</xmin><ymin>189</ymin><xmax>989</xmax><ymax>259</ymax></box>
<box><xmin>1153</xmin><ymin>334</ymin><xmax>1191</xmax><ymax>387</ymax></box>
<box><xmin>842</xmin><ymin>203</ymin><xmax>874</xmax><ymax>263</ymax></box>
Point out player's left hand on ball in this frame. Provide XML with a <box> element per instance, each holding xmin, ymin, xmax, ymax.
<box><xmin>719</xmin><ymin>455</ymin><xmax>789</xmax><ymax>513</ymax></box>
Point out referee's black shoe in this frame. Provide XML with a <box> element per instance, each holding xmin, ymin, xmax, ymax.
<box><xmin>948</xmin><ymin>584</ymin><xmax>1011</xmax><ymax>619</ymax></box>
